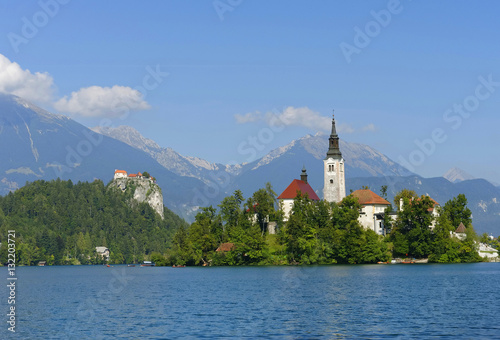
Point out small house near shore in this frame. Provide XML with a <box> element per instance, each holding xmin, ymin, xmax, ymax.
<box><xmin>351</xmin><ymin>189</ymin><xmax>391</xmax><ymax>235</ymax></box>
<box><xmin>96</xmin><ymin>247</ymin><xmax>110</xmax><ymax>261</ymax></box>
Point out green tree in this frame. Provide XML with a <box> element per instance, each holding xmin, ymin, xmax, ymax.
<box><xmin>380</xmin><ymin>185</ymin><xmax>388</xmax><ymax>200</ymax></box>
<box><xmin>361</xmin><ymin>229</ymin><xmax>390</xmax><ymax>263</ymax></box>
<box><xmin>171</xmin><ymin>224</ymin><xmax>193</xmax><ymax>265</ymax></box>
<box><xmin>218</xmin><ymin>190</ymin><xmax>244</xmax><ymax>239</ymax></box>
<box><xmin>281</xmin><ymin>195</ymin><xmax>317</xmax><ymax>263</ymax></box>
<box><xmin>458</xmin><ymin>227</ymin><xmax>481</xmax><ymax>262</ymax></box>
<box><xmin>390</xmin><ymin>193</ymin><xmax>434</xmax><ymax>258</ymax></box>
<box><xmin>393</xmin><ymin>189</ymin><xmax>417</xmax><ymax>210</ymax></box>
<box><xmin>429</xmin><ymin>194</ymin><xmax>480</xmax><ymax>263</ymax></box>
<box><xmin>246</xmin><ymin>184</ymin><xmax>277</xmax><ymax>234</ymax></box>
<box><xmin>441</xmin><ymin>194</ymin><xmax>472</xmax><ymax>230</ymax></box>
<box><xmin>187</xmin><ymin>207</ymin><xmax>220</xmax><ymax>266</ymax></box>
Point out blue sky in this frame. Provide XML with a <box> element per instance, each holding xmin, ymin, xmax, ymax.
<box><xmin>1</xmin><ymin>0</ymin><xmax>499</xmax><ymax>183</ymax></box>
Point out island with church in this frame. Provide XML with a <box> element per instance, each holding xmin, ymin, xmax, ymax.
<box><xmin>159</xmin><ymin>114</ymin><xmax>498</xmax><ymax>266</ymax></box>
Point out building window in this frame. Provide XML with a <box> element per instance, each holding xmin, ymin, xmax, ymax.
<box><xmin>328</xmin><ymin>164</ymin><xmax>334</xmax><ymax>172</ymax></box>
<box><xmin>330</xmin><ymin>179</ymin><xmax>333</xmax><ymax>184</ymax></box>
<box><xmin>340</xmin><ymin>164</ymin><xmax>344</xmax><ymax>172</ymax></box>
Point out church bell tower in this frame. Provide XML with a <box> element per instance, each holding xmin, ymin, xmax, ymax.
<box><xmin>323</xmin><ymin>112</ymin><xmax>346</xmax><ymax>203</ymax></box>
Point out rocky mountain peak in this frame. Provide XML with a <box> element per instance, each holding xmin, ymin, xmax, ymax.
<box><xmin>443</xmin><ymin>167</ymin><xmax>475</xmax><ymax>183</ymax></box>
<box><xmin>92</xmin><ymin>125</ymin><xmax>161</xmax><ymax>154</ymax></box>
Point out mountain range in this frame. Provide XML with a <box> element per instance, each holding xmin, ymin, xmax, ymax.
<box><xmin>1</xmin><ymin>93</ymin><xmax>499</xmax><ymax>235</ymax></box>
<box><xmin>0</xmin><ymin>93</ymin><xmax>205</xmax><ymax>218</ymax></box>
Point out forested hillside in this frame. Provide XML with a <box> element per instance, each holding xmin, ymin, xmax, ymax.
<box><xmin>0</xmin><ymin>179</ymin><xmax>187</xmax><ymax>265</ymax></box>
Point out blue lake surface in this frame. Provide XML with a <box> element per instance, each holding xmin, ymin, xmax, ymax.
<box><xmin>1</xmin><ymin>263</ymin><xmax>500</xmax><ymax>339</ymax></box>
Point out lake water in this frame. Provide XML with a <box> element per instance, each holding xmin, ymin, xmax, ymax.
<box><xmin>1</xmin><ymin>263</ymin><xmax>500</xmax><ymax>339</ymax></box>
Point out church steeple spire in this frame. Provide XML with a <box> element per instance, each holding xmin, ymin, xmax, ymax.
<box><xmin>326</xmin><ymin>111</ymin><xmax>342</xmax><ymax>159</ymax></box>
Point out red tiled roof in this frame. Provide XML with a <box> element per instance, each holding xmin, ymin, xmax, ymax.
<box><xmin>115</xmin><ymin>170</ymin><xmax>127</xmax><ymax>174</ymax></box>
<box><xmin>455</xmin><ymin>222</ymin><xmax>467</xmax><ymax>233</ymax></box>
<box><xmin>128</xmin><ymin>174</ymin><xmax>137</xmax><ymax>177</ymax></box>
<box><xmin>277</xmin><ymin>179</ymin><xmax>320</xmax><ymax>201</ymax></box>
<box><xmin>246</xmin><ymin>203</ymin><xmax>258</xmax><ymax>213</ymax></box>
<box><xmin>351</xmin><ymin>189</ymin><xmax>391</xmax><ymax>205</ymax></box>
<box><xmin>216</xmin><ymin>242</ymin><xmax>235</xmax><ymax>252</ymax></box>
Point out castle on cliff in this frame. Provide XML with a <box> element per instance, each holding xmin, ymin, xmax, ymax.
<box><xmin>113</xmin><ymin>170</ymin><xmax>156</xmax><ymax>183</ymax></box>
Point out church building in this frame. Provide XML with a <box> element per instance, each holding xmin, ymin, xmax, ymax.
<box><xmin>276</xmin><ymin>113</ymin><xmax>347</xmax><ymax>221</ymax></box>
<box><xmin>323</xmin><ymin>114</ymin><xmax>346</xmax><ymax>203</ymax></box>
<box><xmin>277</xmin><ymin>166</ymin><xmax>320</xmax><ymax>221</ymax></box>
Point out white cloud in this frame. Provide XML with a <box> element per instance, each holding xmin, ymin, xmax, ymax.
<box><xmin>362</xmin><ymin>123</ymin><xmax>376</xmax><ymax>132</ymax></box>
<box><xmin>54</xmin><ymin>85</ymin><xmax>150</xmax><ymax>118</ymax></box>
<box><xmin>235</xmin><ymin>106</ymin><xmax>358</xmax><ymax>133</ymax></box>
<box><xmin>236</xmin><ymin>106</ymin><xmax>329</xmax><ymax>130</ymax></box>
<box><xmin>234</xmin><ymin>111</ymin><xmax>263</xmax><ymax>123</ymax></box>
<box><xmin>0</xmin><ymin>54</ymin><xmax>55</xmax><ymax>103</ymax></box>
<box><xmin>269</xmin><ymin>106</ymin><xmax>330</xmax><ymax>131</ymax></box>
<box><xmin>235</xmin><ymin>106</ymin><xmax>377</xmax><ymax>134</ymax></box>
<box><xmin>0</xmin><ymin>53</ymin><xmax>152</xmax><ymax>118</ymax></box>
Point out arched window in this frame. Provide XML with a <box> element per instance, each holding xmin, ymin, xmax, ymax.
<box><xmin>330</xmin><ymin>179</ymin><xmax>333</xmax><ymax>184</ymax></box>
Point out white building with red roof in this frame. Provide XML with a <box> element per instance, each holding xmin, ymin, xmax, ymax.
<box><xmin>351</xmin><ymin>189</ymin><xmax>391</xmax><ymax>235</ymax></box>
<box><xmin>114</xmin><ymin>169</ymin><xmax>127</xmax><ymax>179</ymax></box>
<box><xmin>278</xmin><ymin>167</ymin><xmax>320</xmax><ymax>221</ymax></box>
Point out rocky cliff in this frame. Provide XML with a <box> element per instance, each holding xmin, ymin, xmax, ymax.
<box><xmin>109</xmin><ymin>177</ymin><xmax>164</xmax><ymax>219</ymax></box>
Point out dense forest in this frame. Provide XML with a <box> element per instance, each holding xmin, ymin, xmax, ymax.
<box><xmin>0</xmin><ymin>179</ymin><xmax>187</xmax><ymax>265</ymax></box>
<box><xmin>161</xmin><ymin>185</ymin><xmax>489</xmax><ymax>266</ymax></box>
